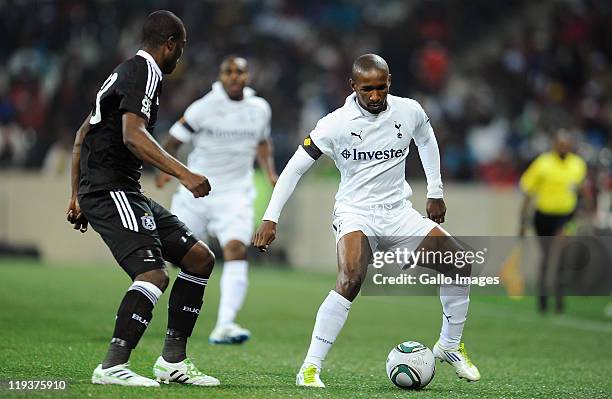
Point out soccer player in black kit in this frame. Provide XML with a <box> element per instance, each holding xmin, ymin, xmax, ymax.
<box><xmin>66</xmin><ymin>11</ymin><xmax>219</xmax><ymax>387</ymax></box>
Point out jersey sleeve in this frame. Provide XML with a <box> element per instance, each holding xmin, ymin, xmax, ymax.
<box><xmin>519</xmin><ymin>156</ymin><xmax>544</xmax><ymax>195</ymax></box>
<box><xmin>259</xmin><ymin>100</ymin><xmax>272</xmax><ymax>141</ymax></box>
<box><xmin>412</xmin><ymin>101</ymin><xmax>433</xmax><ymax>146</ymax></box>
<box><xmin>302</xmin><ymin>116</ymin><xmax>335</xmax><ymax>159</ymax></box>
<box><xmin>169</xmin><ymin>101</ymin><xmax>202</xmax><ymax>143</ymax></box>
<box><xmin>575</xmin><ymin>156</ymin><xmax>587</xmax><ymax>183</ymax></box>
<box><xmin>117</xmin><ymin>60</ymin><xmax>154</xmax><ymax>121</ymax></box>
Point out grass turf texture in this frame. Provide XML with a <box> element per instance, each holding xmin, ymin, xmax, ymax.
<box><xmin>0</xmin><ymin>259</ymin><xmax>611</xmax><ymax>398</ymax></box>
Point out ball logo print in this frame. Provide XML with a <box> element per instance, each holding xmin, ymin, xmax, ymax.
<box><xmin>386</xmin><ymin>341</ymin><xmax>436</xmax><ymax>390</ymax></box>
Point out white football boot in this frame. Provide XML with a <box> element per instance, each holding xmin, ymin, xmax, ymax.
<box><xmin>208</xmin><ymin>323</ymin><xmax>251</xmax><ymax>344</ymax></box>
<box><xmin>92</xmin><ymin>363</ymin><xmax>159</xmax><ymax>387</ymax></box>
<box><xmin>153</xmin><ymin>356</ymin><xmax>220</xmax><ymax>386</ymax></box>
<box><xmin>296</xmin><ymin>364</ymin><xmax>325</xmax><ymax>388</ymax></box>
<box><xmin>433</xmin><ymin>341</ymin><xmax>481</xmax><ymax>381</ymax></box>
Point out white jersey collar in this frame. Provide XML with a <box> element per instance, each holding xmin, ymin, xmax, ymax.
<box><xmin>344</xmin><ymin>92</ymin><xmax>392</xmax><ymax>120</ymax></box>
<box><xmin>212</xmin><ymin>81</ymin><xmax>256</xmax><ymax>100</ymax></box>
<box><xmin>136</xmin><ymin>49</ymin><xmax>163</xmax><ymax>78</ymax></box>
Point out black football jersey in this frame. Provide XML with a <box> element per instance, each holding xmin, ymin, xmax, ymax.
<box><xmin>79</xmin><ymin>50</ymin><xmax>162</xmax><ymax>195</ymax></box>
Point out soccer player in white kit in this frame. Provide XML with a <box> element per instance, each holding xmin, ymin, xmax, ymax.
<box><xmin>253</xmin><ymin>54</ymin><xmax>481</xmax><ymax>387</ymax></box>
<box><xmin>157</xmin><ymin>56</ymin><xmax>277</xmax><ymax>344</ymax></box>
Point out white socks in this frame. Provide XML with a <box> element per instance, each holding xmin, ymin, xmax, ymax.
<box><xmin>438</xmin><ymin>284</ymin><xmax>470</xmax><ymax>349</ymax></box>
<box><xmin>216</xmin><ymin>260</ymin><xmax>248</xmax><ymax>327</ymax></box>
<box><xmin>297</xmin><ymin>285</ymin><xmax>468</xmax><ymax>370</ymax></box>
<box><xmin>303</xmin><ymin>290</ymin><xmax>352</xmax><ymax>369</ymax></box>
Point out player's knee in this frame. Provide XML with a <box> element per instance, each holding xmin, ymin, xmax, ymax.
<box><xmin>336</xmin><ymin>272</ymin><xmax>363</xmax><ymax>300</ymax></box>
<box><xmin>135</xmin><ymin>268</ymin><xmax>169</xmax><ymax>291</ymax></box>
<box><xmin>223</xmin><ymin>240</ymin><xmax>247</xmax><ymax>260</ymax></box>
<box><xmin>181</xmin><ymin>241</ymin><xmax>215</xmax><ymax>277</ymax></box>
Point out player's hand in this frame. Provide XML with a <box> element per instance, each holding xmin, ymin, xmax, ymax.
<box><xmin>66</xmin><ymin>196</ymin><xmax>88</xmax><ymax>233</ymax></box>
<box><xmin>155</xmin><ymin>171</ymin><xmax>172</xmax><ymax>188</ymax></box>
<box><xmin>179</xmin><ymin>170</ymin><xmax>211</xmax><ymax>198</ymax></box>
<box><xmin>252</xmin><ymin>220</ymin><xmax>277</xmax><ymax>252</ymax></box>
<box><xmin>426</xmin><ymin>198</ymin><xmax>446</xmax><ymax>224</ymax></box>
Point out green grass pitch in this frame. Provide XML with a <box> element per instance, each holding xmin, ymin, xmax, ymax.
<box><xmin>0</xmin><ymin>259</ymin><xmax>611</xmax><ymax>398</ymax></box>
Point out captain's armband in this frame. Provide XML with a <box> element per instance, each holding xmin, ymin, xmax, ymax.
<box><xmin>300</xmin><ymin>135</ymin><xmax>322</xmax><ymax>160</ymax></box>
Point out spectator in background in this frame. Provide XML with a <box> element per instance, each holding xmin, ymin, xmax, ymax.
<box><xmin>518</xmin><ymin>130</ymin><xmax>587</xmax><ymax>314</ymax></box>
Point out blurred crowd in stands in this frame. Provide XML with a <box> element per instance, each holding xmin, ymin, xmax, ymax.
<box><xmin>0</xmin><ymin>0</ymin><xmax>610</xmax><ymax>190</ymax></box>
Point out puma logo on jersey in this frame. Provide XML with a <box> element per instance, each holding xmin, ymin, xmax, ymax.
<box><xmin>351</xmin><ymin>131</ymin><xmax>363</xmax><ymax>141</ymax></box>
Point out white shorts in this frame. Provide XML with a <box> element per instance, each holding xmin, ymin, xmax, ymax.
<box><xmin>171</xmin><ymin>186</ymin><xmax>255</xmax><ymax>247</ymax></box>
<box><xmin>332</xmin><ymin>200</ymin><xmax>439</xmax><ymax>253</ymax></box>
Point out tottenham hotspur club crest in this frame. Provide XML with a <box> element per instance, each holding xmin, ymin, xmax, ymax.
<box><xmin>394</xmin><ymin>122</ymin><xmax>402</xmax><ymax>138</ymax></box>
<box><xmin>141</xmin><ymin>213</ymin><xmax>156</xmax><ymax>231</ymax></box>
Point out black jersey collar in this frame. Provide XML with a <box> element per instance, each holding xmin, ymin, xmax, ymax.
<box><xmin>136</xmin><ymin>50</ymin><xmax>162</xmax><ymax>78</ymax></box>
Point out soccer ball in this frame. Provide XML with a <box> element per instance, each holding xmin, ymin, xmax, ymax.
<box><xmin>386</xmin><ymin>341</ymin><xmax>436</xmax><ymax>389</ymax></box>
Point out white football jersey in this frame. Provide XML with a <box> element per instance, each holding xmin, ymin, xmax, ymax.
<box><xmin>170</xmin><ymin>81</ymin><xmax>271</xmax><ymax>192</ymax></box>
<box><xmin>307</xmin><ymin>93</ymin><xmax>438</xmax><ymax>212</ymax></box>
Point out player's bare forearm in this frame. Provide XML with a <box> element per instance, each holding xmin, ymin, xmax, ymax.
<box><xmin>520</xmin><ymin>194</ymin><xmax>531</xmax><ymax>220</ymax></box>
<box><xmin>578</xmin><ymin>182</ymin><xmax>594</xmax><ymax>213</ymax></box>
<box><xmin>256</xmin><ymin>139</ymin><xmax>278</xmax><ymax>185</ymax></box>
<box><xmin>67</xmin><ymin>112</ymin><xmax>91</xmax><ymax>233</ymax></box>
<box><xmin>519</xmin><ymin>194</ymin><xmax>532</xmax><ymax>236</ymax></box>
<box><xmin>123</xmin><ymin>113</ymin><xmax>211</xmax><ymax>198</ymax></box>
<box><xmin>122</xmin><ymin>113</ymin><xmax>189</xmax><ymax>179</ymax></box>
<box><xmin>70</xmin><ymin>113</ymin><xmax>92</xmax><ymax>198</ymax></box>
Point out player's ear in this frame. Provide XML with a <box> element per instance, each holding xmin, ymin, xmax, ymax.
<box><xmin>349</xmin><ymin>78</ymin><xmax>356</xmax><ymax>92</ymax></box>
<box><xmin>166</xmin><ymin>35</ymin><xmax>177</xmax><ymax>51</ymax></box>
<box><xmin>388</xmin><ymin>73</ymin><xmax>392</xmax><ymax>89</ymax></box>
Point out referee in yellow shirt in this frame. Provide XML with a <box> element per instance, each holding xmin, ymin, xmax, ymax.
<box><xmin>518</xmin><ymin>130</ymin><xmax>587</xmax><ymax>313</ymax></box>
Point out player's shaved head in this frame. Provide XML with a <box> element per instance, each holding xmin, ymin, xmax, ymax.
<box><xmin>220</xmin><ymin>55</ymin><xmax>248</xmax><ymax>72</ymax></box>
<box><xmin>350</xmin><ymin>54</ymin><xmax>391</xmax><ymax>114</ymax></box>
<box><xmin>219</xmin><ymin>54</ymin><xmax>250</xmax><ymax>101</ymax></box>
<box><xmin>142</xmin><ymin>10</ymin><xmax>185</xmax><ymax>47</ymax></box>
<box><xmin>553</xmin><ymin>129</ymin><xmax>573</xmax><ymax>159</ymax></box>
<box><xmin>141</xmin><ymin>10</ymin><xmax>187</xmax><ymax>74</ymax></box>
<box><xmin>351</xmin><ymin>54</ymin><xmax>389</xmax><ymax>81</ymax></box>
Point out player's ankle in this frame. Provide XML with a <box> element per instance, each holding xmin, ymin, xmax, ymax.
<box><xmin>302</xmin><ymin>360</ymin><xmax>322</xmax><ymax>370</ymax></box>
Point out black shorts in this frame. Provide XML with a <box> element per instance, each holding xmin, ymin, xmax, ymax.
<box><xmin>533</xmin><ymin>210</ymin><xmax>574</xmax><ymax>237</ymax></box>
<box><xmin>79</xmin><ymin>190</ymin><xmax>198</xmax><ymax>279</ymax></box>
